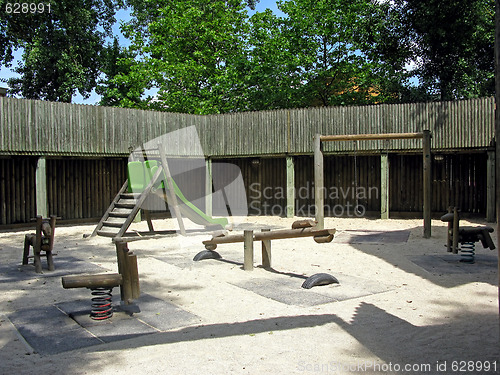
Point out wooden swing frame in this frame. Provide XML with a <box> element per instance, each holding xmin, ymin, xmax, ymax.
<box><xmin>313</xmin><ymin>130</ymin><xmax>432</xmax><ymax>238</ymax></box>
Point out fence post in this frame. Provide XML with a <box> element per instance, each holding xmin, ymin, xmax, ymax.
<box><xmin>380</xmin><ymin>153</ymin><xmax>389</xmax><ymax>219</ymax></box>
<box><xmin>314</xmin><ymin>135</ymin><xmax>324</xmax><ymax>229</ymax></box>
<box><xmin>423</xmin><ymin>130</ymin><xmax>432</xmax><ymax>238</ymax></box>
<box><xmin>286</xmin><ymin>156</ymin><xmax>295</xmax><ymax>218</ymax></box>
<box><xmin>487</xmin><ymin>150</ymin><xmax>495</xmax><ymax>222</ymax></box>
<box><xmin>205</xmin><ymin>157</ymin><xmax>212</xmax><ymax>218</ymax></box>
<box><xmin>36</xmin><ymin>157</ymin><xmax>48</xmax><ymax>217</ymax></box>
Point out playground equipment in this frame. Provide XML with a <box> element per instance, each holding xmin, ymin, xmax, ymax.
<box><xmin>440</xmin><ymin>207</ymin><xmax>495</xmax><ymax>263</ymax></box>
<box><xmin>62</xmin><ymin>240</ymin><xmax>140</xmax><ymax>320</ymax></box>
<box><xmin>314</xmin><ymin>131</ymin><xmax>432</xmax><ymax>238</ymax></box>
<box><xmin>91</xmin><ymin>145</ymin><xmax>228</xmax><ymax>240</ymax></box>
<box><xmin>22</xmin><ymin>215</ymin><xmax>57</xmax><ymax>273</ymax></box>
<box><xmin>195</xmin><ymin>219</ymin><xmax>339</xmax><ymax>289</ymax></box>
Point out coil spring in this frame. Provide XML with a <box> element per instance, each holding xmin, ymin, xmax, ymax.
<box><xmin>90</xmin><ymin>287</ymin><xmax>114</xmax><ymax>320</ymax></box>
<box><xmin>459</xmin><ymin>241</ymin><xmax>475</xmax><ymax>264</ymax></box>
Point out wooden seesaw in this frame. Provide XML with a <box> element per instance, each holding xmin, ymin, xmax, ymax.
<box><xmin>194</xmin><ymin>219</ymin><xmax>339</xmax><ymax>289</ymax></box>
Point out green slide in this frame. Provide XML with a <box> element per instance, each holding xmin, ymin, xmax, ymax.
<box><xmin>128</xmin><ymin>161</ymin><xmax>228</xmax><ymax>229</ymax></box>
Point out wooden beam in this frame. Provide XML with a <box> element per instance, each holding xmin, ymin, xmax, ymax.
<box><xmin>320</xmin><ymin>132</ymin><xmax>424</xmax><ymax>142</ymax></box>
<box><xmin>422</xmin><ymin>130</ymin><xmax>432</xmax><ymax>238</ymax></box>
<box><xmin>205</xmin><ymin>158</ymin><xmax>213</xmax><ymax>218</ymax></box>
<box><xmin>380</xmin><ymin>153</ymin><xmax>389</xmax><ymax>219</ymax></box>
<box><xmin>286</xmin><ymin>156</ymin><xmax>295</xmax><ymax>218</ymax></box>
<box><xmin>158</xmin><ymin>144</ymin><xmax>186</xmax><ymax>236</ymax></box>
<box><xmin>261</xmin><ymin>228</ymin><xmax>271</xmax><ymax>268</ymax></box>
<box><xmin>314</xmin><ymin>134</ymin><xmax>324</xmax><ymax>229</ymax></box>
<box><xmin>243</xmin><ymin>230</ymin><xmax>254</xmax><ymax>271</ymax></box>
<box><xmin>203</xmin><ymin>226</ymin><xmax>336</xmax><ymax>245</ymax></box>
<box><xmin>487</xmin><ymin>150</ymin><xmax>495</xmax><ymax>222</ymax></box>
<box><xmin>62</xmin><ymin>273</ymin><xmax>122</xmax><ymax>289</ymax></box>
<box><xmin>35</xmin><ymin>157</ymin><xmax>48</xmax><ymax>217</ymax></box>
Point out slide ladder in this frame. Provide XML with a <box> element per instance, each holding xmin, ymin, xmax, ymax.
<box><xmin>90</xmin><ymin>181</ymin><xmax>143</xmax><ymax>238</ymax></box>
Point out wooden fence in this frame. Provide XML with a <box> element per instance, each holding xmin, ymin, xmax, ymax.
<box><xmin>0</xmin><ymin>153</ymin><xmax>489</xmax><ymax>225</ymax></box>
<box><xmin>0</xmin><ymin>97</ymin><xmax>495</xmax><ymax>225</ymax></box>
<box><xmin>0</xmin><ymin>97</ymin><xmax>495</xmax><ymax>157</ymax></box>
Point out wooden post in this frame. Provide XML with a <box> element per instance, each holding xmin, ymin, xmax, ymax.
<box><xmin>314</xmin><ymin>134</ymin><xmax>324</xmax><ymax>229</ymax></box>
<box><xmin>115</xmin><ymin>241</ymin><xmax>133</xmax><ymax>303</ymax></box>
<box><xmin>487</xmin><ymin>150</ymin><xmax>496</xmax><ymax>222</ymax></box>
<box><xmin>36</xmin><ymin>157</ymin><xmax>48</xmax><ymax>217</ymax></box>
<box><xmin>286</xmin><ymin>156</ymin><xmax>295</xmax><ymax>218</ymax></box>
<box><xmin>495</xmin><ymin>0</ymin><xmax>500</xmax><ymax>320</ymax></box>
<box><xmin>34</xmin><ymin>216</ymin><xmax>43</xmax><ymax>273</ymax></box>
<box><xmin>380</xmin><ymin>153</ymin><xmax>389</xmax><ymax>219</ymax></box>
<box><xmin>205</xmin><ymin>158</ymin><xmax>213</xmax><ymax>217</ymax></box>
<box><xmin>243</xmin><ymin>230</ymin><xmax>254</xmax><ymax>271</ymax></box>
<box><xmin>46</xmin><ymin>215</ymin><xmax>56</xmax><ymax>271</ymax></box>
<box><xmin>158</xmin><ymin>144</ymin><xmax>186</xmax><ymax>235</ymax></box>
<box><xmin>452</xmin><ymin>207</ymin><xmax>459</xmax><ymax>254</ymax></box>
<box><xmin>143</xmin><ymin>210</ymin><xmax>154</xmax><ymax>232</ymax></box>
<box><xmin>261</xmin><ymin>228</ymin><xmax>271</xmax><ymax>268</ymax></box>
<box><xmin>128</xmin><ymin>252</ymin><xmax>140</xmax><ymax>299</ymax></box>
<box><xmin>422</xmin><ymin>130</ymin><xmax>432</xmax><ymax>238</ymax></box>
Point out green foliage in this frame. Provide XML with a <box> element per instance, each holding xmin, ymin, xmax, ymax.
<box><xmin>0</xmin><ymin>0</ymin><xmax>122</xmax><ymax>102</ymax></box>
<box><xmin>1</xmin><ymin>0</ymin><xmax>493</xmax><ymax>108</ymax></box>
<box><xmin>115</xmin><ymin>0</ymin><xmax>250</xmax><ymax>114</ymax></box>
<box><xmin>394</xmin><ymin>0</ymin><xmax>495</xmax><ymax>100</ymax></box>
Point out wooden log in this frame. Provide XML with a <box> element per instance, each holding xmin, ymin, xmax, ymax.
<box><xmin>243</xmin><ymin>230</ymin><xmax>253</xmax><ymax>271</ymax></box>
<box><xmin>203</xmin><ymin>227</ymin><xmax>336</xmax><ymax>246</ymax></box>
<box><xmin>128</xmin><ymin>252</ymin><xmax>140</xmax><ymax>300</ymax></box>
<box><xmin>291</xmin><ymin>219</ymin><xmax>317</xmax><ymax>229</ymax></box>
<box><xmin>261</xmin><ymin>228</ymin><xmax>271</xmax><ymax>268</ymax></box>
<box><xmin>320</xmin><ymin>132</ymin><xmax>424</xmax><ymax>142</ymax></box>
<box><xmin>62</xmin><ymin>273</ymin><xmax>122</xmax><ymax>289</ymax></box>
<box><xmin>313</xmin><ymin>234</ymin><xmax>334</xmax><ymax>243</ymax></box>
<box><xmin>115</xmin><ymin>241</ymin><xmax>131</xmax><ymax>302</ymax></box>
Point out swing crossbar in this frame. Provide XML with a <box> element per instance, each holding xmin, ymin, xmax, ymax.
<box><xmin>320</xmin><ymin>132</ymin><xmax>424</xmax><ymax>142</ymax></box>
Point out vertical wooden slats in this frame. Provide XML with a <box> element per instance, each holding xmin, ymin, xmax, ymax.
<box><xmin>0</xmin><ymin>97</ymin><xmax>494</xmax><ymax>157</ymax></box>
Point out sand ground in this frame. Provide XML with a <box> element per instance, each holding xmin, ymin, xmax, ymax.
<box><xmin>0</xmin><ymin>216</ymin><xmax>498</xmax><ymax>375</ymax></box>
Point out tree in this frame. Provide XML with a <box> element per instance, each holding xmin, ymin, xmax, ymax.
<box><xmin>394</xmin><ymin>0</ymin><xmax>495</xmax><ymax>100</ymax></box>
<box><xmin>96</xmin><ymin>38</ymin><xmax>146</xmax><ymax>107</ymax></box>
<box><xmin>113</xmin><ymin>0</ymin><xmax>251</xmax><ymax>114</ymax></box>
<box><xmin>0</xmin><ymin>0</ymin><xmax>122</xmax><ymax>102</ymax></box>
<box><xmin>247</xmin><ymin>0</ymin><xmax>413</xmax><ymax>109</ymax></box>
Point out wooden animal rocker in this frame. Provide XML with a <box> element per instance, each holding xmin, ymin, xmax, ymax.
<box><xmin>22</xmin><ymin>215</ymin><xmax>57</xmax><ymax>273</ymax></box>
<box><xmin>440</xmin><ymin>207</ymin><xmax>495</xmax><ymax>263</ymax></box>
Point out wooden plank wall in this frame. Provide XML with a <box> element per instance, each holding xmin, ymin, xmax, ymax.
<box><xmin>0</xmin><ymin>157</ymin><xmax>37</xmax><ymax>224</ymax></box>
<box><xmin>295</xmin><ymin>155</ymin><xmax>381</xmax><ymax>217</ymax></box>
<box><xmin>46</xmin><ymin>158</ymin><xmax>126</xmax><ymax>221</ymax></box>
<box><xmin>0</xmin><ymin>153</ymin><xmax>488</xmax><ymax>225</ymax></box>
<box><xmin>389</xmin><ymin>153</ymin><xmax>487</xmax><ymax>214</ymax></box>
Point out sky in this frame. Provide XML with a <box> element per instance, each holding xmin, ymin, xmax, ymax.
<box><xmin>0</xmin><ymin>0</ymin><xmax>283</xmax><ymax>105</ymax></box>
